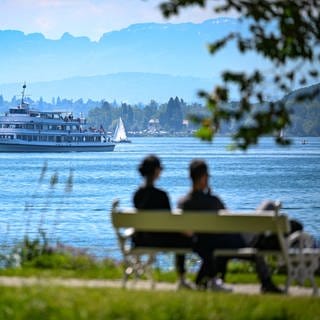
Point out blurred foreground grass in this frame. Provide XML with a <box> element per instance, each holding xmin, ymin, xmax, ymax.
<box><xmin>1</xmin><ymin>285</ymin><xmax>319</xmax><ymax>320</ymax></box>
<box><xmin>0</xmin><ymin>248</ymin><xmax>319</xmax><ymax>320</ymax></box>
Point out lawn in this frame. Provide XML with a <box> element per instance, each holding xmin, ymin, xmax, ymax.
<box><xmin>0</xmin><ymin>285</ymin><xmax>319</xmax><ymax>320</ymax></box>
<box><xmin>1</xmin><ymin>242</ymin><xmax>319</xmax><ymax>319</ymax></box>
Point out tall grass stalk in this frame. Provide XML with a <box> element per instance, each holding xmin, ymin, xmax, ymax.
<box><xmin>50</xmin><ymin>168</ymin><xmax>74</xmax><ymax>244</ymax></box>
<box><xmin>24</xmin><ymin>161</ymin><xmax>48</xmax><ymax>235</ymax></box>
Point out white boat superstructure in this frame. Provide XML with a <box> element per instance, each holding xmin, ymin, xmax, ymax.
<box><xmin>112</xmin><ymin>117</ymin><xmax>131</xmax><ymax>143</ymax></box>
<box><xmin>0</xmin><ymin>84</ymin><xmax>115</xmax><ymax>152</ymax></box>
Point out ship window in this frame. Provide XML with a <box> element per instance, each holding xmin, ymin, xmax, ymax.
<box><xmin>26</xmin><ymin>124</ymin><xmax>34</xmax><ymax>129</ymax></box>
<box><xmin>10</xmin><ymin>108</ymin><xmax>27</xmax><ymax>114</ymax></box>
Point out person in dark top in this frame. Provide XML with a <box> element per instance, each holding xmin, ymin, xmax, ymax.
<box><xmin>133</xmin><ymin>155</ymin><xmax>193</xmax><ymax>289</ymax></box>
<box><xmin>178</xmin><ymin>159</ymin><xmax>283</xmax><ymax>293</ymax></box>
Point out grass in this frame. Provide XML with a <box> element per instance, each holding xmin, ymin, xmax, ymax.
<box><xmin>0</xmin><ymin>285</ymin><xmax>319</xmax><ymax>320</ymax></box>
<box><xmin>0</xmin><ymin>250</ymin><xmax>319</xmax><ymax>319</ymax></box>
<box><xmin>0</xmin><ymin>255</ymin><xmax>123</xmax><ymax>279</ymax></box>
<box><xmin>0</xmin><ymin>252</ymin><xmax>319</xmax><ymax>287</ymax></box>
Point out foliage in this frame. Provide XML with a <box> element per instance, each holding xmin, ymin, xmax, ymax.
<box><xmin>1</xmin><ymin>286</ymin><xmax>320</xmax><ymax>320</ymax></box>
<box><xmin>17</xmin><ymin>232</ymin><xmax>51</xmax><ymax>266</ymax></box>
<box><xmin>159</xmin><ymin>0</ymin><xmax>320</xmax><ymax>149</ymax></box>
<box><xmin>87</xmin><ymin>96</ymin><xmax>201</xmax><ymax>133</ymax></box>
<box><xmin>0</xmin><ymin>258</ymin><xmax>122</xmax><ymax>280</ymax></box>
<box><xmin>159</xmin><ymin>97</ymin><xmax>184</xmax><ymax>131</ymax></box>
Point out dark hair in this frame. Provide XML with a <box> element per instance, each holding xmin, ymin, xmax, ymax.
<box><xmin>138</xmin><ymin>155</ymin><xmax>163</xmax><ymax>177</ymax></box>
<box><xmin>189</xmin><ymin>159</ymin><xmax>209</xmax><ymax>182</ymax></box>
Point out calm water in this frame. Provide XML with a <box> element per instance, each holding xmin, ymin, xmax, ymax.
<box><xmin>0</xmin><ymin>137</ymin><xmax>319</xmax><ymax>260</ymax></box>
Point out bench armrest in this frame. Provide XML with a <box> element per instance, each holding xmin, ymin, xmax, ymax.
<box><xmin>287</xmin><ymin>231</ymin><xmax>315</xmax><ymax>249</ymax></box>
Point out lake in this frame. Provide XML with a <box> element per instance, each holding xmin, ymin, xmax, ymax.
<box><xmin>0</xmin><ymin>136</ymin><xmax>319</xmax><ymax>260</ymax></box>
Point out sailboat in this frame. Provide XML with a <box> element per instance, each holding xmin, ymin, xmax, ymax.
<box><xmin>112</xmin><ymin>117</ymin><xmax>131</xmax><ymax>143</ymax></box>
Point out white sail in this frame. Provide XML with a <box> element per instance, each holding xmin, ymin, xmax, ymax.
<box><xmin>112</xmin><ymin>117</ymin><xmax>131</xmax><ymax>143</ymax></box>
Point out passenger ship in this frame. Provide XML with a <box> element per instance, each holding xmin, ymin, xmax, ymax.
<box><xmin>0</xmin><ymin>84</ymin><xmax>115</xmax><ymax>152</ymax></box>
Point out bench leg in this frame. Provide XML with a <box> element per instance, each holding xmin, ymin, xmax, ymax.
<box><xmin>146</xmin><ymin>254</ymin><xmax>156</xmax><ymax>289</ymax></box>
<box><xmin>286</xmin><ymin>255</ymin><xmax>319</xmax><ymax>296</ymax></box>
<box><xmin>122</xmin><ymin>253</ymin><xmax>156</xmax><ymax>289</ymax></box>
<box><xmin>122</xmin><ymin>255</ymin><xmax>135</xmax><ymax>288</ymax></box>
<box><xmin>284</xmin><ymin>273</ymin><xmax>291</xmax><ymax>295</ymax></box>
<box><xmin>310</xmin><ymin>276</ymin><xmax>319</xmax><ymax>296</ymax></box>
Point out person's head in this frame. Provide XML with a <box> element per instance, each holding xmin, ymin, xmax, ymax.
<box><xmin>138</xmin><ymin>155</ymin><xmax>163</xmax><ymax>183</ymax></box>
<box><xmin>189</xmin><ymin>159</ymin><xmax>209</xmax><ymax>190</ymax></box>
<box><xmin>257</xmin><ymin>200</ymin><xmax>281</xmax><ymax>212</ymax></box>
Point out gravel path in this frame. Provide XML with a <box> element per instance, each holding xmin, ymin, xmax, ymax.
<box><xmin>0</xmin><ymin>276</ymin><xmax>317</xmax><ymax>296</ymax></box>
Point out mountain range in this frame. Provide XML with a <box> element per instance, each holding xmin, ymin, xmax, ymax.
<box><xmin>1</xmin><ymin>18</ymin><xmax>317</xmax><ymax>104</ymax></box>
<box><xmin>0</xmin><ymin>18</ymin><xmax>267</xmax><ymax>102</ymax></box>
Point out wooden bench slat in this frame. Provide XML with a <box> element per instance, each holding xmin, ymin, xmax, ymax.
<box><xmin>112</xmin><ymin>211</ymin><xmax>290</xmax><ymax>234</ymax></box>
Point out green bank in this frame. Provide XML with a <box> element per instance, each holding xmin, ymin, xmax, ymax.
<box><xmin>0</xmin><ymin>286</ymin><xmax>319</xmax><ymax>320</ymax></box>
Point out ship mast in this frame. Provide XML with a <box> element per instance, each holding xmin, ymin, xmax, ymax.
<box><xmin>20</xmin><ymin>83</ymin><xmax>26</xmax><ymax>108</ymax></box>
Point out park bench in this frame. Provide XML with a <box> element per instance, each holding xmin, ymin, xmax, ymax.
<box><xmin>111</xmin><ymin>200</ymin><xmax>319</xmax><ymax>295</ymax></box>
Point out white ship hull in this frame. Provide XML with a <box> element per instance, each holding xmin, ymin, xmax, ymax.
<box><xmin>0</xmin><ymin>84</ymin><xmax>116</xmax><ymax>153</ymax></box>
<box><xmin>0</xmin><ymin>140</ymin><xmax>115</xmax><ymax>152</ymax></box>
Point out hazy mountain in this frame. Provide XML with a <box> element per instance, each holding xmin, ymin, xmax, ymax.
<box><xmin>282</xmin><ymin>83</ymin><xmax>320</xmax><ymax>104</ymax></box>
<box><xmin>0</xmin><ymin>72</ymin><xmax>214</xmax><ymax>103</ymax></box>
<box><xmin>0</xmin><ymin>18</ymin><xmax>265</xmax><ymax>84</ymax></box>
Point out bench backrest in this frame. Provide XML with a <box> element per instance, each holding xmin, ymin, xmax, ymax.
<box><xmin>111</xmin><ymin>200</ymin><xmax>292</xmax><ymax>272</ymax></box>
<box><xmin>111</xmin><ymin>206</ymin><xmax>290</xmax><ymax>235</ymax></box>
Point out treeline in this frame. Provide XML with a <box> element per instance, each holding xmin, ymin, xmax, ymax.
<box><xmin>86</xmin><ymin>97</ymin><xmax>207</xmax><ymax>133</ymax></box>
<box><xmin>0</xmin><ymin>93</ymin><xmax>319</xmax><ymax>136</ymax></box>
<box><xmin>0</xmin><ymin>95</ymin><xmax>206</xmax><ymax>133</ymax></box>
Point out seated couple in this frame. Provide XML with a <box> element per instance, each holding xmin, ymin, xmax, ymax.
<box><xmin>132</xmin><ymin>155</ymin><xmax>299</xmax><ymax>293</ymax></box>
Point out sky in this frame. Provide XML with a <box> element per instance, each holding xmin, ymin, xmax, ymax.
<box><xmin>0</xmin><ymin>0</ymin><xmax>224</xmax><ymax>40</ymax></box>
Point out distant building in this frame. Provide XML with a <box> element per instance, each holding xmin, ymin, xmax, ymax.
<box><xmin>148</xmin><ymin>118</ymin><xmax>160</xmax><ymax>132</ymax></box>
<box><xmin>182</xmin><ymin>119</ymin><xmax>189</xmax><ymax>129</ymax></box>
